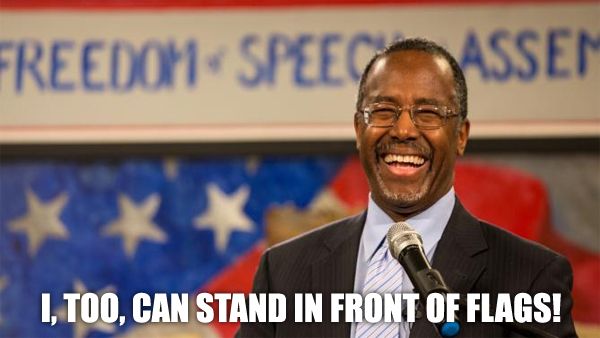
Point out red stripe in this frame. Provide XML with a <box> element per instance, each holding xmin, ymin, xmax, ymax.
<box><xmin>201</xmin><ymin>242</ymin><xmax>266</xmax><ymax>338</ymax></box>
<box><xmin>0</xmin><ymin>0</ymin><xmax>593</xmax><ymax>10</ymax></box>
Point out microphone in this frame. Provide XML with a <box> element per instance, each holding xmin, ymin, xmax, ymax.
<box><xmin>387</xmin><ymin>222</ymin><xmax>460</xmax><ymax>337</ymax></box>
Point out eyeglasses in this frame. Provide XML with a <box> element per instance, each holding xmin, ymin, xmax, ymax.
<box><xmin>360</xmin><ymin>102</ymin><xmax>459</xmax><ymax>130</ymax></box>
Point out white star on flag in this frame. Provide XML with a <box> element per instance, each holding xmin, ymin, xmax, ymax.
<box><xmin>101</xmin><ymin>193</ymin><xmax>167</xmax><ymax>258</ymax></box>
<box><xmin>55</xmin><ymin>279</ymin><xmax>116</xmax><ymax>338</ymax></box>
<box><xmin>194</xmin><ymin>183</ymin><xmax>254</xmax><ymax>252</ymax></box>
<box><xmin>8</xmin><ymin>189</ymin><xmax>69</xmax><ymax>256</ymax></box>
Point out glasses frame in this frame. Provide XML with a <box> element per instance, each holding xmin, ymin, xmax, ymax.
<box><xmin>360</xmin><ymin>103</ymin><xmax>460</xmax><ymax>130</ymax></box>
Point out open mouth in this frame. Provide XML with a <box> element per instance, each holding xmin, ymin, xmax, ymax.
<box><xmin>383</xmin><ymin>154</ymin><xmax>426</xmax><ymax>167</ymax></box>
<box><xmin>380</xmin><ymin>153</ymin><xmax>428</xmax><ymax>177</ymax></box>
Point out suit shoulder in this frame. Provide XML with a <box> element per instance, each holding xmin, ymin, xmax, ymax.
<box><xmin>267</xmin><ymin>212</ymin><xmax>364</xmax><ymax>257</ymax></box>
<box><xmin>256</xmin><ymin>213</ymin><xmax>364</xmax><ymax>292</ymax></box>
<box><xmin>260</xmin><ymin>212</ymin><xmax>364</xmax><ymax>272</ymax></box>
<box><xmin>479</xmin><ymin>221</ymin><xmax>567</xmax><ymax>271</ymax></box>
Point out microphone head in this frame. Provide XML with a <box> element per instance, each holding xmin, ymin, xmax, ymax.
<box><xmin>386</xmin><ymin>222</ymin><xmax>423</xmax><ymax>259</ymax></box>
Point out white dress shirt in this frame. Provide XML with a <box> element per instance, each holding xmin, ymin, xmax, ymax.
<box><xmin>351</xmin><ymin>188</ymin><xmax>456</xmax><ymax>338</ymax></box>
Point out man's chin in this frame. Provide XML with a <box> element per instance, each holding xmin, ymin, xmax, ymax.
<box><xmin>376</xmin><ymin>184</ymin><xmax>427</xmax><ymax>209</ymax></box>
<box><xmin>383</xmin><ymin>192</ymin><xmax>423</xmax><ymax>208</ymax></box>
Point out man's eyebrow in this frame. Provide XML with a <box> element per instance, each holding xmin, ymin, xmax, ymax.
<box><xmin>369</xmin><ymin>95</ymin><xmax>399</xmax><ymax>104</ymax></box>
<box><xmin>413</xmin><ymin>97</ymin><xmax>444</xmax><ymax>106</ymax></box>
<box><xmin>367</xmin><ymin>96</ymin><xmax>450</xmax><ymax>106</ymax></box>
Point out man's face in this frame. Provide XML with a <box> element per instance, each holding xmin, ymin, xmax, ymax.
<box><xmin>354</xmin><ymin>50</ymin><xmax>469</xmax><ymax>220</ymax></box>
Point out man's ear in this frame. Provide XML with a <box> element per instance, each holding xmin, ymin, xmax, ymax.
<box><xmin>354</xmin><ymin>112</ymin><xmax>362</xmax><ymax>151</ymax></box>
<box><xmin>456</xmin><ymin>118</ymin><xmax>470</xmax><ymax>156</ymax></box>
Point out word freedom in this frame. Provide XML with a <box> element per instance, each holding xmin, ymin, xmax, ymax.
<box><xmin>40</xmin><ymin>292</ymin><xmax>561</xmax><ymax>325</ymax></box>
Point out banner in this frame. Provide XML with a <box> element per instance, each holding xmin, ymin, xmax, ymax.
<box><xmin>0</xmin><ymin>1</ymin><xmax>599</xmax><ymax>142</ymax></box>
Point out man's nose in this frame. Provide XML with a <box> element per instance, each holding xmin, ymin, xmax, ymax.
<box><xmin>390</xmin><ymin>109</ymin><xmax>419</xmax><ymax>139</ymax></box>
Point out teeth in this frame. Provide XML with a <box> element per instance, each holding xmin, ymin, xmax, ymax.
<box><xmin>383</xmin><ymin>154</ymin><xmax>425</xmax><ymax>165</ymax></box>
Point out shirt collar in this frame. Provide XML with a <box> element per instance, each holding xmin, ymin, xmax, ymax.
<box><xmin>362</xmin><ymin>188</ymin><xmax>456</xmax><ymax>261</ymax></box>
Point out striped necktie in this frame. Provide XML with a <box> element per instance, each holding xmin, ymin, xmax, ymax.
<box><xmin>355</xmin><ymin>238</ymin><xmax>405</xmax><ymax>338</ymax></box>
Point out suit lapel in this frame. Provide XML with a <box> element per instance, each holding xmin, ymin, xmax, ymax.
<box><xmin>311</xmin><ymin>212</ymin><xmax>366</xmax><ymax>337</ymax></box>
<box><xmin>433</xmin><ymin>199</ymin><xmax>487</xmax><ymax>293</ymax></box>
<box><xmin>410</xmin><ymin>199</ymin><xmax>488</xmax><ymax>337</ymax></box>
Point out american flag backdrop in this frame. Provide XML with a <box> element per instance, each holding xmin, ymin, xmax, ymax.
<box><xmin>1</xmin><ymin>0</ymin><xmax>598</xmax><ymax>336</ymax></box>
<box><xmin>0</xmin><ymin>155</ymin><xmax>598</xmax><ymax>337</ymax></box>
<box><xmin>0</xmin><ymin>156</ymin><xmax>344</xmax><ymax>337</ymax></box>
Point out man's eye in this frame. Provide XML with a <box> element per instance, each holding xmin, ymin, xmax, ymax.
<box><xmin>414</xmin><ymin>109</ymin><xmax>441</xmax><ymax>122</ymax></box>
<box><xmin>416</xmin><ymin>109</ymin><xmax>439</xmax><ymax>116</ymax></box>
<box><xmin>372</xmin><ymin>108</ymin><xmax>395</xmax><ymax>115</ymax></box>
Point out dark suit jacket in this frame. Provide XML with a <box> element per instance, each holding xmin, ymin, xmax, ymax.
<box><xmin>238</xmin><ymin>199</ymin><xmax>576</xmax><ymax>337</ymax></box>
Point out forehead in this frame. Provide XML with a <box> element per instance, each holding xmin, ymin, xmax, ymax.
<box><xmin>363</xmin><ymin>50</ymin><xmax>456</xmax><ymax>105</ymax></box>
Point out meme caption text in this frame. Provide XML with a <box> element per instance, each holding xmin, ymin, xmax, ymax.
<box><xmin>41</xmin><ymin>292</ymin><xmax>561</xmax><ymax>326</ymax></box>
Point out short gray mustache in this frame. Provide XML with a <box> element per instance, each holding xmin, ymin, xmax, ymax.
<box><xmin>376</xmin><ymin>142</ymin><xmax>431</xmax><ymax>158</ymax></box>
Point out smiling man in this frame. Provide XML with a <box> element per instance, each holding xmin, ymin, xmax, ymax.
<box><xmin>355</xmin><ymin>43</ymin><xmax>468</xmax><ymax>220</ymax></box>
<box><xmin>238</xmin><ymin>38</ymin><xmax>576</xmax><ymax>338</ymax></box>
